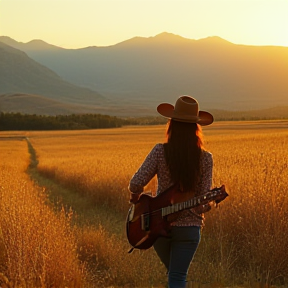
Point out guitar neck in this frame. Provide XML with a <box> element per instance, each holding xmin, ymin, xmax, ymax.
<box><xmin>161</xmin><ymin>194</ymin><xmax>207</xmax><ymax>217</ymax></box>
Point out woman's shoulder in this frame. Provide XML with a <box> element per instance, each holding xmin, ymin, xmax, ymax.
<box><xmin>201</xmin><ymin>149</ymin><xmax>213</xmax><ymax>162</ymax></box>
<box><xmin>202</xmin><ymin>149</ymin><xmax>212</xmax><ymax>156</ymax></box>
<box><xmin>154</xmin><ymin>143</ymin><xmax>164</xmax><ymax>149</ymax></box>
<box><xmin>152</xmin><ymin>143</ymin><xmax>165</xmax><ymax>155</ymax></box>
<box><xmin>146</xmin><ymin>143</ymin><xmax>165</xmax><ymax>157</ymax></box>
<box><xmin>150</xmin><ymin>143</ymin><xmax>164</xmax><ymax>152</ymax></box>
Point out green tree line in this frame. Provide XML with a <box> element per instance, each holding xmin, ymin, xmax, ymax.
<box><xmin>1</xmin><ymin>108</ymin><xmax>287</xmax><ymax>130</ymax></box>
<box><xmin>0</xmin><ymin>112</ymin><xmax>169</xmax><ymax>131</ymax></box>
<box><xmin>0</xmin><ymin>112</ymin><xmax>125</xmax><ymax>131</ymax></box>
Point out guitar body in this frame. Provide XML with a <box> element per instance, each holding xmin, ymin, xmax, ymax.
<box><xmin>126</xmin><ymin>184</ymin><xmax>189</xmax><ymax>251</ymax></box>
<box><xmin>126</xmin><ymin>184</ymin><xmax>228</xmax><ymax>252</ymax></box>
<box><xmin>126</xmin><ymin>194</ymin><xmax>170</xmax><ymax>251</ymax></box>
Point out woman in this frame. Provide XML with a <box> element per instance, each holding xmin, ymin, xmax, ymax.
<box><xmin>128</xmin><ymin>95</ymin><xmax>214</xmax><ymax>288</ymax></box>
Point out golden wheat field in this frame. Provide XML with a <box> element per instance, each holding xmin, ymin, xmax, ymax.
<box><xmin>0</xmin><ymin>121</ymin><xmax>288</xmax><ymax>288</ymax></box>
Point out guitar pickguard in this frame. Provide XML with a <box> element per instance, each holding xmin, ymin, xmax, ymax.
<box><xmin>127</xmin><ymin>204</ymin><xmax>135</xmax><ymax>221</ymax></box>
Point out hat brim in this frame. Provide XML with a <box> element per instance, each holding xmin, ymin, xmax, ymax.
<box><xmin>157</xmin><ymin>103</ymin><xmax>214</xmax><ymax>126</ymax></box>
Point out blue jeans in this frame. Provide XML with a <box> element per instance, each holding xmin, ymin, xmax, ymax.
<box><xmin>153</xmin><ymin>226</ymin><xmax>201</xmax><ymax>288</ymax></box>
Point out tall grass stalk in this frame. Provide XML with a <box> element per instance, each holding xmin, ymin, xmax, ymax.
<box><xmin>0</xmin><ymin>139</ymin><xmax>86</xmax><ymax>287</ymax></box>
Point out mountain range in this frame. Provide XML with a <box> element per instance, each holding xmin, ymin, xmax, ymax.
<box><xmin>0</xmin><ymin>33</ymin><xmax>288</xmax><ymax>116</ymax></box>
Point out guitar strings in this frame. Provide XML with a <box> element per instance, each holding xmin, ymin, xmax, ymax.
<box><xmin>140</xmin><ymin>189</ymin><xmax>222</xmax><ymax>218</ymax></box>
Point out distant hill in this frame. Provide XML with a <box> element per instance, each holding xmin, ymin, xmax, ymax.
<box><xmin>0</xmin><ymin>36</ymin><xmax>63</xmax><ymax>51</ymax></box>
<box><xmin>0</xmin><ymin>42</ymin><xmax>105</xmax><ymax>110</ymax></box>
<box><xmin>0</xmin><ymin>93</ymin><xmax>106</xmax><ymax>115</ymax></box>
<box><xmin>1</xmin><ymin>93</ymin><xmax>287</xmax><ymax>120</ymax></box>
<box><xmin>1</xmin><ymin>33</ymin><xmax>287</xmax><ymax>113</ymax></box>
<box><xmin>0</xmin><ymin>93</ymin><xmax>152</xmax><ymax>116</ymax></box>
<box><xmin>210</xmin><ymin>106</ymin><xmax>288</xmax><ymax>121</ymax></box>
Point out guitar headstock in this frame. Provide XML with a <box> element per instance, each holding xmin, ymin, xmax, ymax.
<box><xmin>213</xmin><ymin>185</ymin><xmax>228</xmax><ymax>204</ymax></box>
<box><xmin>205</xmin><ymin>185</ymin><xmax>228</xmax><ymax>204</ymax></box>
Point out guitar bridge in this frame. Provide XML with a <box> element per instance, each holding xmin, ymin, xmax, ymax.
<box><xmin>141</xmin><ymin>214</ymin><xmax>150</xmax><ymax>231</ymax></box>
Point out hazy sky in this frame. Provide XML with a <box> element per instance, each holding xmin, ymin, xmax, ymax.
<box><xmin>0</xmin><ymin>0</ymin><xmax>287</xmax><ymax>48</ymax></box>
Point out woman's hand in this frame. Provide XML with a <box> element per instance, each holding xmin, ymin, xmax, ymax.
<box><xmin>193</xmin><ymin>203</ymin><xmax>211</xmax><ymax>214</ymax></box>
<box><xmin>129</xmin><ymin>193</ymin><xmax>140</xmax><ymax>204</ymax></box>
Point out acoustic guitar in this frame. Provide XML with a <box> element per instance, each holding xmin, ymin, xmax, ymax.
<box><xmin>126</xmin><ymin>184</ymin><xmax>228</xmax><ymax>253</ymax></box>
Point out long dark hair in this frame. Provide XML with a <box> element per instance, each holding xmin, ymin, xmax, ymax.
<box><xmin>164</xmin><ymin>119</ymin><xmax>204</xmax><ymax>193</ymax></box>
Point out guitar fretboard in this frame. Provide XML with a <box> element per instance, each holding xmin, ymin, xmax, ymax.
<box><xmin>161</xmin><ymin>194</ymin><xmax>208</xmax><ymax>217</ymax></box>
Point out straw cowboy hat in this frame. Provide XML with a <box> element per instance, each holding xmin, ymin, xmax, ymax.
<box><xmin>157</xmin><ymin>95</ymin><xmax>214</xmax><ymax>126</ymax></box>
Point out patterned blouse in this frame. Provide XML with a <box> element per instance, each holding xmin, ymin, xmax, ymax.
<box><xmin>129</xmin><ymin>143</ymin><xmax>213</xmax><ymax>227</ymax></box>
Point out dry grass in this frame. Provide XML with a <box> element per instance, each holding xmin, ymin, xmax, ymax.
<box><xmin>192</xmin><ymin>125</ymin><xmax>288</xmax><ymax>286</ymax></box>
<box><xmin>30</xmin><ymin>127</ymin><xmax>162</xmax><ymax>214</ymax></box>
<box><xmin>1</xmin><ymin>121</ymin><xmax>288</xmax><ymax>287</ymax></box>
<box><xmin>0</xmin><ymin>138</ymin><xmax>86</xmax><ymax>287</ymax></box>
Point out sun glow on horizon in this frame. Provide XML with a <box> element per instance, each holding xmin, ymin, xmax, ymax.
<box><xmin>0</xmin><ymin>0</ymin><xmax>287</xmax><ymax>49</ymax></box>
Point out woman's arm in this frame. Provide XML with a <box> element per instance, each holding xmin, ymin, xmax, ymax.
<box><xmin>128</xmin><ymin>144</ymin><xmax>160</xmax><ymax>202</ymax></box>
